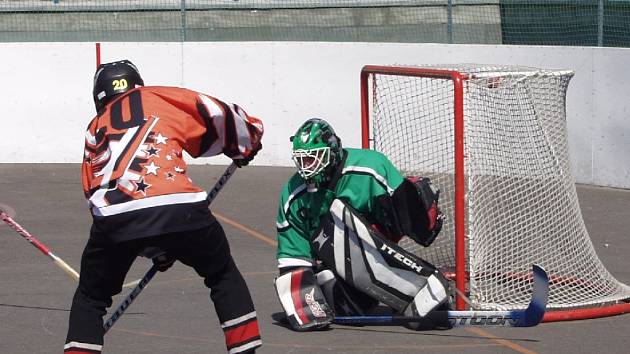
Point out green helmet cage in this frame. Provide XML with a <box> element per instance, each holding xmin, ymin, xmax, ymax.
<box><xmin>290</xmin><ymin>118</ymin><xmax>343</xmax><ymax>189</ymax></box>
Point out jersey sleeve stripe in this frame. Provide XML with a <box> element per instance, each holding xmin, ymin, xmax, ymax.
<box><xmin>217</xmin><ymin>100</ymin><xmax>240</xmax><ymax>157</ymax></box>
<box><xmin>341</xmin><ymin>166</ymin><xmax>396</xmax><ymax>195</ymax></box>
<box><xmin>231</xmin><ymin>104</ymin><xmax>254</xmax><ymax>155</ymax></box>
<box><xmin>277</xmin><ymin>183</ymin><xmax>307</xmax><ymax>232</ymax></box>
<box><xmin>282</xmin><ymin>184</ymin><xmax>307</xmax><ymax>215</ymax></box>
<box><xmin>198</xmin><ymin>94</ymin><xmax>226</xmax><ymax>157</ymax></box>
<box><xmin>85</xmin><ymin>130</ymin><xmax>97</xmax><ymax>146</ymax></box>
<box><xmin>196</xmin><ymin>99</ymin><xmax>220</xmax><ymax>156</ymax></box>
<box><xmin>276</xmin><ymin>220</ymin><xmax>290</xmax><ymax>230</ymax></box>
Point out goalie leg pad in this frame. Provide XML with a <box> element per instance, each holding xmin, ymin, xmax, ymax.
<box><xmin>316</xmin><ymin>269</ymin><xmax>379</xmax><ymax>316</ymax></box>
<box><xmin>403</xmin><ymin>273</ymin><xmax>449</xmax><ymax>317</ymax></box>
<box><xmin>312</xmin><ymin>199</ymin><xmax>449</xmax><ymax>314</ymax></box>
<box><xmin>274</xmin><ymin>267</ymin><xmax>334</xmax><ymax>331</ymax></box>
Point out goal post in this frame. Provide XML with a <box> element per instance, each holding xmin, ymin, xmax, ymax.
<box><xmin>360</xmin><ymin>64</ymin><xmax>630</xmax><ymax>321</ymax></box>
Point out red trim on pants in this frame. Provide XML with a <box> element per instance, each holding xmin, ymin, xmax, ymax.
<box><xmin>224</xmin><ymin>320</ymin><xmax>260</xmax><ymax>348</ymax></box>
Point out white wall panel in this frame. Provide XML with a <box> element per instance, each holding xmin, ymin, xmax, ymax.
<box><xmin>0</xmin><ymin>42</ymin><xmax>628</xmax><ymax>188</ymax></box>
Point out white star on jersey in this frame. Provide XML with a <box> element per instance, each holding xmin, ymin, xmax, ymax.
<box><xmin>145</xmin><ymin>161</ymin><xmax>160</xmax><ymax>175</ymax></box>
<box><xmin>155</xmin><ymin>133</ymin><xmax>168</xmax><ymax>145</ymax></box>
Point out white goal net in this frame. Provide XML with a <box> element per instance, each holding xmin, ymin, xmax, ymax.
<box><xmin>363</xmin><ymin>64</ymin><xmax>630</xmax><ymax>312</ymax></box>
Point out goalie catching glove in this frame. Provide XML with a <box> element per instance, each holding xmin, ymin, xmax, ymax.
<box><xmin>375</xmin><ymin>176</ymin><xmax>444</xmax><ymax>247</ymax></box>
<box><xmin>407</xmin><ymin>176</ymin><xmax>444</xmax><ymax>241</ymax></box>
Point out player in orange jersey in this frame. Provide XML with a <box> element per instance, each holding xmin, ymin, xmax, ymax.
<box><xmin>64</xmin><ymin>60</ymin><xmax>262</xmax><ymax>354</ymax></box>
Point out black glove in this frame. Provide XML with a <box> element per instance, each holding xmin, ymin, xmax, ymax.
<box><xmin>140</xmin><ymin>247</ymin><xmax>176</xmax><ymax>272</ymax></box>
<box><xmin>150</xmin><ymin>252</ymin><xmax>175</xmax><ymax>272</ymax></box>
<box><xmin>411</xmin><ymin>177</ymin><xmax>445</xmax><ymax>245</ymax></box>
<box><xmin>233</xmin><ymin>143</ymin><xmax>262</xmax><ymax>168</ymax></box>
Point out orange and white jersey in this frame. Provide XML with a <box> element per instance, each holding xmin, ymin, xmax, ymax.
<box><xmin>81</xmin><ymin>86</ymin><xmax>263</xmax><ymax>240</ymax></box>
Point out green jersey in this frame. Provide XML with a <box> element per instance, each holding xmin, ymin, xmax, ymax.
<box><xmin>276</xmin><ymin>148</ymin><xmax>405</xmax><ymax>268</ymax></box>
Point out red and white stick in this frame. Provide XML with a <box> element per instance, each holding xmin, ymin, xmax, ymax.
<box><xmin>1</xmin><ymin>210</ymin><xmax>142</xmax><ymax>287</ymax></box>
<box><xmin>1</xmin><ymin>210</ymin><xmax>80</xmax><ymax>281</ymax></box>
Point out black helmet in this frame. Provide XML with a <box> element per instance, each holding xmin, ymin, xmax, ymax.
<box><xmin>92</xmin><ymin>60</ymin><xmax>144</xmax><ymax>112</ymax></box>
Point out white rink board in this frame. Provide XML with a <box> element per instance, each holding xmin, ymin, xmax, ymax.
<box><xmin>0</xmin><ymin>42</ymin><xmax>628</xmax><ymax>188</ymax></box>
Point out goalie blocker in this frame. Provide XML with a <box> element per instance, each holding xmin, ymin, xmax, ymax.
<box><xmin>312</xmin><ymin>199</ymin><xmax>450</xmax><ymax>318</ymax></box>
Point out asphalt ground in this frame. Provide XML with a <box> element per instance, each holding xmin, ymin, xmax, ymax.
<box><xmin>1</xmin><ymin>164</ymin><xmax>630</xmax><ymax>354</ymax></box>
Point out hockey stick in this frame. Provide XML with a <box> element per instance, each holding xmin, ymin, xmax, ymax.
<box><xmin>334</xmin><ymin>264</ymin><xmax>549</xmax><ymax>328</ymax></box>
<box><xmin>1</xmin><ymin>210</ymin><xmax>80</xmax><ymax>281</ymax></box>
<box><xmin>0</xmin><ymin>209</ymin><xmax>141</xmax><ymax>289</ymax></box>
<box><xmin>206</xmin><ymin>163</ymin><xmax>238</xmax><ymax>202</ymax></box>
<box><xmin>103</xmin><ymin>163</ymin><xmax>238</xmax><ymax>333</ymax></box>
<box><xmin>103</xmin><ymin>264</ymin><xmax>158</xmax><ymax>332</ymax></box>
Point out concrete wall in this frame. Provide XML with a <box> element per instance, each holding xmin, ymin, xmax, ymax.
<box><xmin>1</xmin><ymin>42</ymin><xmax>629</xmax><ymax>188</ymax></box>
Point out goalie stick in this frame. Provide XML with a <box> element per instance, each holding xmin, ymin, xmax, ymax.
<box><xmin>104</xmin><ymin>163</ymin><xmax>238</xmax><ymax>333</ymax></box>
<box><xmin>334</xmin><ymin>264</ymin><xmax>549</xmax><ymax>328</ymax></box>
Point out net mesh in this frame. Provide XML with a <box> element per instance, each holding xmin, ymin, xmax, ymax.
<box><xmin>367</xmin><ymin>65</ymin><xmax>630</xmax><ymax>310</ymax></box>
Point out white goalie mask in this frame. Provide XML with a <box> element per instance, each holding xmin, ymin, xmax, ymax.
<box><xmin>292</xmin><ymin>147</ymin><xmax>331</xmax><ymax>181</ymax></box>
<box><xmin>290</xmin><ymin>119</ymin><xmax>342</xmax><ymax>190</ymax></box>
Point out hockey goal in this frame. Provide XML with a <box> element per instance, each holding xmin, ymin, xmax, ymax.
<box><xmin>360</xmin><ymin>64</ymin><xmax>630</xmax><ymax>321</ymax></box>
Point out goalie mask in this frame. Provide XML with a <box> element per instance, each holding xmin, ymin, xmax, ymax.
<box><xmin>290</xmin><ymin>118</ymin><xmax>343</xmax><ymax>192</ymax></box>
<box><xmin>93</xmin><ymin>59</ymin><xmax>144</xmax><ymax>112</ymax></box>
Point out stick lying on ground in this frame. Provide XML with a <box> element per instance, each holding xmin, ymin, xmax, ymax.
<box><xmin>334</xmin><ymin>264</ymin><xmax>549</xmax><ymax>328</ymax></box>
<box><xmin>103</xmin><ymin>163</ymin><xmax>238</xmax><ymax>333</ymax></box>
<box><xmin>0</xmin><ymin>209</ymin><xmax>140</xmax><ymax>288</ymax></box>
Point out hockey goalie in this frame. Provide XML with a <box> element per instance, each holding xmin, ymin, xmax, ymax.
<box><xmin>274</xmin><ymin>118</ymin><xmax>449</xmax><ymax>331</ymax></box>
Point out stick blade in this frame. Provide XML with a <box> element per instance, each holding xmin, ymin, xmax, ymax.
<box><xmin>512</xmin><ymin>264</ymin><xmax>549</xmax><ymax>327</ymax></box>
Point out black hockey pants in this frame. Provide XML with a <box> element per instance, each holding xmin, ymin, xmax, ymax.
<box><xmin>64</xmin><ymin>221</ymin><xmax>261</xmax><ymax>353</ymax></box>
